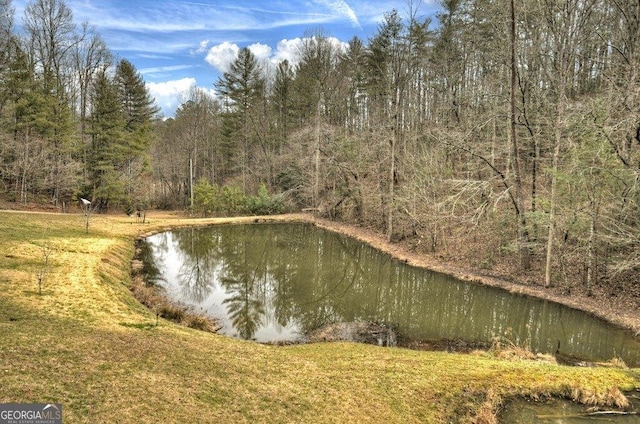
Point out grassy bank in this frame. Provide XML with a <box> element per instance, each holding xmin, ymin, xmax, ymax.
<box><xmin>0</xmin><ymin>211</ymin><xmax>638</xmax><ymax>423</ymax></box>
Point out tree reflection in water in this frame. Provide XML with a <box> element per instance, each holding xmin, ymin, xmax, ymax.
<box><xmin>221</xmin><ymin>275</ymin><xmax>265</xmax><ymax>340</ymax></box>
<box><xmin>173</xmin><ymin>227</ymin><xmax>220</xmax><ymax>303</ymax></box>
<box><xmin>136</xmin><ymin>237</ymin><xmax>163</xmax><ymax>285</ymax></box>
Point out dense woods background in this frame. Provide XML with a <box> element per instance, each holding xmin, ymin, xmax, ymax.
<box><xmin>1</xmin><ymin>0</ymin><xmax>639</xmax><ymax>293</ymax></box>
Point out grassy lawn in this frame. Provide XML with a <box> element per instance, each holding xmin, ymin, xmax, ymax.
<box><xmin>0</xmin><ymin>211</ymin><xmax>638</xmax><ymax>423</ymax></box>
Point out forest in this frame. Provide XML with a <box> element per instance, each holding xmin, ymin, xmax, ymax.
<box><xmin>1</xmin><ymin>0</ymin><xmax>639</xmax><ymax>294</ymax></box>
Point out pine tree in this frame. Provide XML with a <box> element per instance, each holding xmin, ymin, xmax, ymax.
<box><xmin>88</xmin><ymin>70</ymin><xmax>126</xmax><ymax>210</ymax></box>
<box><xmin>0</xmin><ymin>0</ymin><xmax>15</xmax><ymax>113</ymax></box>
<box><xmin>114</xmin><ymin>58</ymin><xmax>159</xmax><ymax>206</ymax></box>
<box><xmin>341</xmin><ymin>36</ymin><xmax>367</xmax><ymax>130</ymax></box>
<box><xmin>272</xmin><ymin>59</ymin><xmax>295</xmax><ymax>145</ymax></box>
<box><xmin>214</xmin><ymin>47</ymin><xmax>264</xmax><ymax>190</ymax></box>
<box><xmin>1</xmin><ymin>41</ymin><xmax>45</xmax><ymax>203</ymax></box>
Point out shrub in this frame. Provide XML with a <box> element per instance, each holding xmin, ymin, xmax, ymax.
<box><xmin>219</xmin><ymin>185</ymin><xmax>247</xmax><ymax>215</ymax></box>
<box><xmin>157</xmin><ymin>303</ymin><xmax>186</xmax><ymax>321</ymax></box>
<box><xmin>192</xmin><ymin>178</ymin><xmax>216</xmax><ymax>217</ymax></box>
<box><xmin>247</xmin><ymin>183</ymin><xmax>285</xmax><ymax>215</ymax></box>
<box><xmin>183</xmin><ymin>314</ymin><xmax>221</xmax><ymax>332</ymax></box>
<box><xmin>192</xmin><ymin>181</ymin><xmax>284</xmax><ymax>216</ymax></box>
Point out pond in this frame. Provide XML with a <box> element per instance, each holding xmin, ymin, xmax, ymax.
<box><xmin>140</xmin><ymin>222</ymin><xmax>640</xmax><ymax>366</ymax></box>
<box><xmin>500</xmin><ymin>393</ymin><xmax>640</xmax><ymax>423</ymax></box>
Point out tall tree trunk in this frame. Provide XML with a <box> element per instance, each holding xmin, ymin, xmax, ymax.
<box><xmin>314</xmin><ymin>96</ymin><xmax>321</xmax><ymax>209</ymax></box>
<box><xmin>388</xmin><ymin>131</ymin><xmax>396</xmax><ymax>242</ymax></box>
<box><xmin>189</xmin><ymin>157</ymin><xmax>194</xmax><ymax>209</ymax></box>
<box><xmin>586</xmin><ymin>199</ymin><xmax>599</xmax><ymax>288</ymax></box>
<box><xmin>510</xmin><ymin>0</ymin><xmax>530</xmax><ymax>270</ymax></box>
<box><xmin>545</xmin><ymin>100</ymin><xmax>563</xmax><ymax>287</ymax></box>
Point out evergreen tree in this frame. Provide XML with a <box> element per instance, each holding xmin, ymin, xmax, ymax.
<box><xmin>214</xmin><ymin>47</ymin><xmax>265</xmax><ymax>190</ymax></box>
<box><xmin>115</xmin><ymin>58</ymin><xmax>158</xmax><ymax>133</ymax></box>
<box><xmin>87</xmin><ymin>70</ymin><xmax>126</xmax><ymax>210</ymax></box>
<box><xmin>114</xmin><ymin>58</ymin><xmax>158</xmax><ymax>205</ymax></box>
<box><xmin>11</xmin><ymin>65</ymin><xmax>77</xmax><ymax>205</ymax></box>
<box><xmin>341</xmin><ymin>36</ymin><xmax>367</xmax><ymax>130</ymax></box>
<box><xmin>271</xmin><ymin>59</ymin><xmax>295</xmax><ymax>145</ymax></box>
<box><xmin>0</xmin><ymin>0</ymin><xmax>15</xmax><ymax>113</ymax></box>
<box><xmin>1</xmin><ymin>41</ymin><xmax>46</xmax><ymax>203</ymax></box>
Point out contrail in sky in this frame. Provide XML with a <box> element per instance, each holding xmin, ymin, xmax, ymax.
<box><xmin>316</xmin><ymin>0</ymin><xmax>362</xmax><ymax>29</ymax></box>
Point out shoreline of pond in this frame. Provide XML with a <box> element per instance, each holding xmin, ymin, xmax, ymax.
<box><xmin>134</xmin><ymin>212</ymin><xmax>640</xmax><ymax>346</ymax></box>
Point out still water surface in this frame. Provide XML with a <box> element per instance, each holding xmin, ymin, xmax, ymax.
<box><xmin>141</xmin><ymin>223</ymin><xmax>640</xmax><ymax>365</ymax></box>
<box><xmin>500</xmin><ymin>395</ymin><xmax>640</xmax><ymax>423</ymax></box>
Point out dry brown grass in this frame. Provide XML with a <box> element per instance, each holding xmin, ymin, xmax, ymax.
<box><xmin>472</xmin><ymin>389</ymin><xmax>502</xmax><ymax>424</ymax></box>
<box><xmin>569</xmin><ymin>386</ymin><xmax>630</xmax><ymax>408</ymax></box>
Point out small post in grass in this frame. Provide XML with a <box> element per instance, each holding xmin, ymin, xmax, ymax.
<box><xmin>80</xmin><ymin>198</ymin><xmax>92</xmax><ymax>233</ymax></box>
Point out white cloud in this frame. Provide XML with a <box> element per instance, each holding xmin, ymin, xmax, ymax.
<box><xmin>204</xmin><ymin>36</ymin><xmax>349</xmax><ymax>75</ymax></box>
<box><xmin>276</xmin><ymin>36</ymin><xmax>348</xmax><ymax>66</ymax></box>
<box><xmin>248</xmin><ymin>43</ymin><xmax>273</xmax><ymax>61</ymax></box>
<box><xmin>326</xmin><ymin>36</ymin><xmax>350</xmax><ymax>53</ymax></box>
<box><xmin>205</xmin><ymin>41</ymin><xmax>280</xmax><ymax>74</ymax></box>
<box><xmin>273</xmin><ymin>38</ymin><xmax>303</xmax><ymax>64</ymax></box>
<box><xmin>205</xmin><ymin>41</ymin><xmax>240</xmax><ymax>73</ymax></box>
<box><xmin>248</xmin><ymin>43</ymin><xmax>275</xmax><ymax>72</ymax></box>
<box><xmin>146</xmin><ymin>78</ymin><xmax>197</xmax><ymax>118</ymax></box>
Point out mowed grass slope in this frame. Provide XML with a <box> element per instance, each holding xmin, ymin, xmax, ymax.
<box><xmin>0</xmin><ymin>211</ymin><xmax>638</xmax><ymax>423</ymax></box>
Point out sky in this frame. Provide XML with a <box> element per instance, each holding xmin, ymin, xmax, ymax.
<box><xmin>11</xmin><ymin>0</ymin><xmax>440</xmax><ymax>117</ymax></box>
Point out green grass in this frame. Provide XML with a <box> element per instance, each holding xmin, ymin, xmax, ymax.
<box><xmin>0</xmin><ymin>211</ymin><xmax>638</xmax><ymax>423</ymax></box>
